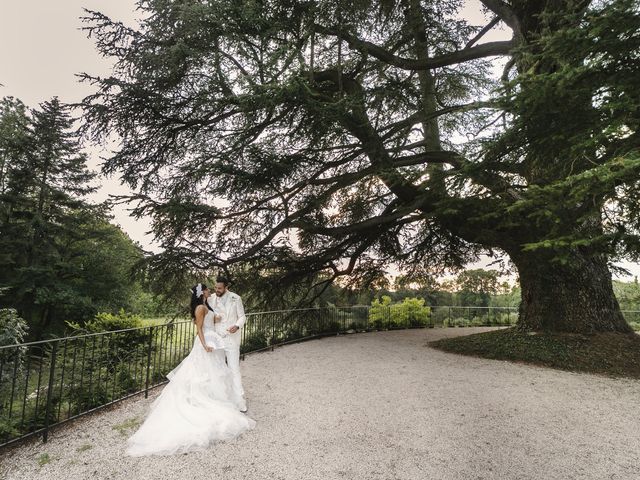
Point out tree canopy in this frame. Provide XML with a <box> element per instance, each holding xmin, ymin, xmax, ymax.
<box><xmin>81</xmin><ymin>0</ymin><xmax>640</xmax><ymax>332</ymax></box>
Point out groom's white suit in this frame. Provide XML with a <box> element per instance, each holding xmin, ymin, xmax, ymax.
<box><xmin>207</xmin><ymin>291</ymin><xmax>247</xmax><ymax>405</ymax></box>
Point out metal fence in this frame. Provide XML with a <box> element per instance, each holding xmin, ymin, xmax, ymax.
<box><xmin>1</xmin><ymin>305</ymin><xmax>638</xmax><ymax>448</ymax></box>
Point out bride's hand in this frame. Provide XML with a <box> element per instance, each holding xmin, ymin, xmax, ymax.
<box><xmin>205</xmin><ymin>345</ymin><xmax>214</xmax><ymax>352</ymax></box>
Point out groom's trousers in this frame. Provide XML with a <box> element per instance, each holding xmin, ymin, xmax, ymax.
<box><xmin>217</xmin><ymin>344</ymin><xmax>245</xmax><ymax>397</ymax></box>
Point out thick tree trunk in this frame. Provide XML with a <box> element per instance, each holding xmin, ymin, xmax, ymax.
<box><xmin>511</xmin><ymin>250</ymin><xmax>632</xmax><ymax>334</ymax></box>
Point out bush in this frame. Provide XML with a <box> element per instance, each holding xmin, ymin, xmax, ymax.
<box><xmin>0</xmin><ymin>308</ymin><xmax>29</xmax><ymax>346</ymax></box>
<box><xmin>319</xmin><ymin>320</ymin><xmax>341</xmax><ymax>334</ymax></box>
<box><xmin>369</xmin><ymin>296</ymin><xmax>431</xmax><ymax>329</ymax></box>
<box><xmin>430</xmin><ymin>307</ymin><xmax>452</xmax><ymax>326</ymax></box>
<box><xmin>0</xmin><ymin>416</ymin><xmax>20</xmax><ymax>441</ymax></box>
<box><xmin>395</xmin><ymin>297</ymin><xmax>431</xmax><ymax>327</ymax></box>
<box><xmin>369</xmin><ymin>296</ymin><xmax>392</xmax><ymax>329</ymax></box>
<box><xmin>0</xmin><ymin>309</ymin><xmax>29</xmax><ymax>368</ymax></box>
<box><xmin>66</xmin><ymin>310</ymin><xmax>149</xmax><ymax>371</ymax></box>
<box><xmin>241</xmin><ymin>331</ymin><xmax>269</xmax><ymax>353</ymax></box>
<box><xmin>280</xmin><ymin>326</ymin><xmax>303</xmax><ymax>342</ymax></box>
<box><xmin>113</xmin><ymin>364</ymin><xmax>140</xmax><ymax>394</ymax></box>
<box><xmin>67</xmin><ymin>382</ymin><xmax>111</xmax><ymax>412</ymax></box>
<box><xmin>67</xmin><ymin>309</ymin><xmax>144</xmax><ymax>333</ymax></box>
<box><xmin>443</xmin><ymin>316</ymin><xmax>467</xmax><ymax>327</ymax></box>
<box><xmin>0</xmin><ymin>309</ymin><xmax>29</xmax><ymax>402</ymax></box>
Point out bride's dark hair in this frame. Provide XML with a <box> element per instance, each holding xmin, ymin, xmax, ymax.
<box><xmin>190</xmin><ymin>283</ymin><xmax>214</xmax><ymax>320</ymax></box>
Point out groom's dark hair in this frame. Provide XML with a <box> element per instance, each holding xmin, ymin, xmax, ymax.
<box><xmin>216</xmin><ymin>275</ymin><xmax>230</xmax><ymax>286</ymax></box>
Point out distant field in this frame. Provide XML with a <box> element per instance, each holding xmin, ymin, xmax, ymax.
<box><xmin>139</xmin><ymin>317</ymin><xmax>190</xmax><ymax>327</ymax></box>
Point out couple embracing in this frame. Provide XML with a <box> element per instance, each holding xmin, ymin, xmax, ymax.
<box><xmin>125</xmin><ymin>277</ymin><xmax>256</xmax><ymax>457</ymax></box>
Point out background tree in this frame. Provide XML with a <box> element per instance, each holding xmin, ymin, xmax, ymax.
<box><xmin>455</xmin><ymin>269</ymin><xmax>500</xmax><ymax>307</ymax></box>
<box><xmin>0</xmin><ymin>97</ymin><xmax>31</xmax><ymax>279</ymax></box>
<box><xmin>82</xmin><ymin>0</ymin><xmax>640</xmax><ymax>334</ymax></box>
<box><xmin>613</xmin><ymin>278</ymin><xmax>640</xmax><ymax>312</ymax></box>
<box><xmin>0</xmin><ymin>97</ymin><xmax>29</xmax><ymax>198</ymax></box>
<box><xmin>0</xmin><ymin>97</ymin><xmax>150</xmax><ymax>338</ymax></box>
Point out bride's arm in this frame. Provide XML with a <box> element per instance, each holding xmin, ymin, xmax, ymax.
<box><xmin>194</xmin><ymin>305</ymin><xmax>213</xmax><ymax>352</ymax></box>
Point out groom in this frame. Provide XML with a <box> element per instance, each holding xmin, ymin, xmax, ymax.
<box><xmin>207</xmin><ymin>276</ymin><xmax>248</xmax><ymax>413</ymax></box>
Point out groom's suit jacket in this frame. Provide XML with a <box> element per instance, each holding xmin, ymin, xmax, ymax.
<box><xmin>207</xmin><ymin>291</ymin><xmax>246</xmax><ymax>347</ymax></box>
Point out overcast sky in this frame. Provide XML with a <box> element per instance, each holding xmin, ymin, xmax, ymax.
<box><xmin>0</xmin><ymin>0</ymin><xmax>155</xmax><ymax>249</ymax></box>
<box><xmin>1</xmin><ymin>1</ymin><xmax>638</xmax><ymax>280</ymax></box>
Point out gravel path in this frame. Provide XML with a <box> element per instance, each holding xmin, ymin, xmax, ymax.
<box><xmin>2</xmin><ymin>327</ymin><xmax>640</xmax><ymax>480</ymax></box>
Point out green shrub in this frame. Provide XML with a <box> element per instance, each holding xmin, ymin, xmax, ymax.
<box><xmin>395</xmin><ymin>297</ymin><xmax>431</xmax><ymax>327</ymax></box>
<box><xmin>0</xmin><ymin>310</ymin><xmax>30</xmax><ymax>416</ymax></box>
<box><xmin>67</xmin><ymin>382</ymin><xmax>111</xmax><ymax>412</ymax></box>
<box><xmin>369</xmin><ymin>296</ymin><xmax>392</xmax><ymax>329</ymax></box>
<box><xmin>0</xmin><ymin>416</ymin><xmax>20</xmax><ymax>440</ymax></box>
<box><xmin>241</xmin><ymin>331</ymin><xmax>269</xmax><ymax>353</ymax></box>
<box><xmin>443</xmin><ymin>316</ymin><xmax>467</xmax><ymax>327</ymax></box>
<box><xmin>319</xmin><ymin>320</ymin><xmax>341</xmax><ymax>334</ymax></box>
<box><xmin>67</xmin><ymin>309</ymin><xmax>144</xmax><ymax>333</ymax></box>
<box><xmin>0</xmin><ymin>308</ymin><xmax>28</xmax><ymax>346</ymax></box>
<box><xmin>113</xmin><ymin>364</ymin><xmax>140</xmax><ymax>394</ymax></box>
<box><xmin>66</xmin><ymin>310</ymin><xmax>150</xmax><ymax>371</ymax></box>
<box><xmin>430</xmin><ymin>308</ymin><xmax>452</xmax><ymax>326</ymax></box>
<box><xmin>0</xmin><ymin>309</ymin><xmax>29</xmax><ymax>378</ymax></box>
<box><xmin>281</xmin><ymin>326</ymin><xmax>303</xmax><ymax>342</ymax></box>
<box><xmin>369</xmin><ymin>296</ymin><xmax>431</xmax><ymax>328</ymax></box>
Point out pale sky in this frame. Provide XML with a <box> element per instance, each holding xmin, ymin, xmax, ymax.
<box><xmin>0</xmin><ymin>0</ymin><xmax>156</xmax><ymax>249</ymax></box>
<box><xmin>1</xmin><ymin>0</ymin><xmax>638</xmax><ymax>280</ymax></box>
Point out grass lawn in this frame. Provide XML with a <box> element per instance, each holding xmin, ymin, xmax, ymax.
<box><xmin>139</xmin><ymin>317</ymin><xmax>188</xmax><ymax>327</ymax></box>
<box><xmin>430</xmin><ymin>327</ymin><xmax>640</xmax><ymax>379</ymax></box>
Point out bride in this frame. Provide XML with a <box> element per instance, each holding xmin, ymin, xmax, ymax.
<box><xmin>125</xmin><ymin>283</ymin><xmax>256</xmax><ymax>456</ymax></box>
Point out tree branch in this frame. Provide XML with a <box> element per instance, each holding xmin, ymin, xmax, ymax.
<box><xmin>465</xmin><ymin>17</ymin><xmax>501</xmax><ymax>49</ymax></box>
<box><xmin>478</xmin><ymin>0</ymin><xmax>521</xmax><ymax>37</ymax></box>
<box><xmin>314</xmin><ymin>24</ymin><xmax>514</xmax><ymax>70</ymax></box>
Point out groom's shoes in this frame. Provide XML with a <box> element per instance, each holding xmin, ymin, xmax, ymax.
<box><xmin>239</xmin><ymin>397</ymin><xmax>248</xmax><ymax>413</ymax></box>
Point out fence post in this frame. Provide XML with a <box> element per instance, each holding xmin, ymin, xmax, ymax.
<box><xmin>241</xmin><ymin>321</ymin><xmax>245</xmax><ymax>361</ymax></box>
<box><xmin>144</xmin><ymin>326</ymin><xmax>153</xmax><ymax>398</ymax></box>
<box><xmin>365</xmin><ymin>306</ymin><xmax>369</xmax><ymax>331</ymax></box>
<box><xmin>271</xmin><ymin>314</ymin><xmax>275</xmax><ymax>351</ymax></box>
<box><xmin>42</xmin><ymin>342</ymin><xmax>58</xmax><ymax>443</ymax></box>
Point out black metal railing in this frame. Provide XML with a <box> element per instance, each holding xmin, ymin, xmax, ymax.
<box><xmin>1</xmin><ymin>305</ymin><xmax>638</xmax><ymax>448</ymax></box>
<box><xmin>0</xmin><ymin>319</ymin><xmax>197</xmax><ymax>448</ymax></box>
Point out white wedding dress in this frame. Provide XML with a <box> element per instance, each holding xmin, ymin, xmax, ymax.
<box><xmin>126</xmin><ymin>310</ymin><xmax>256</xmax><ymax>456</ymax></box>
